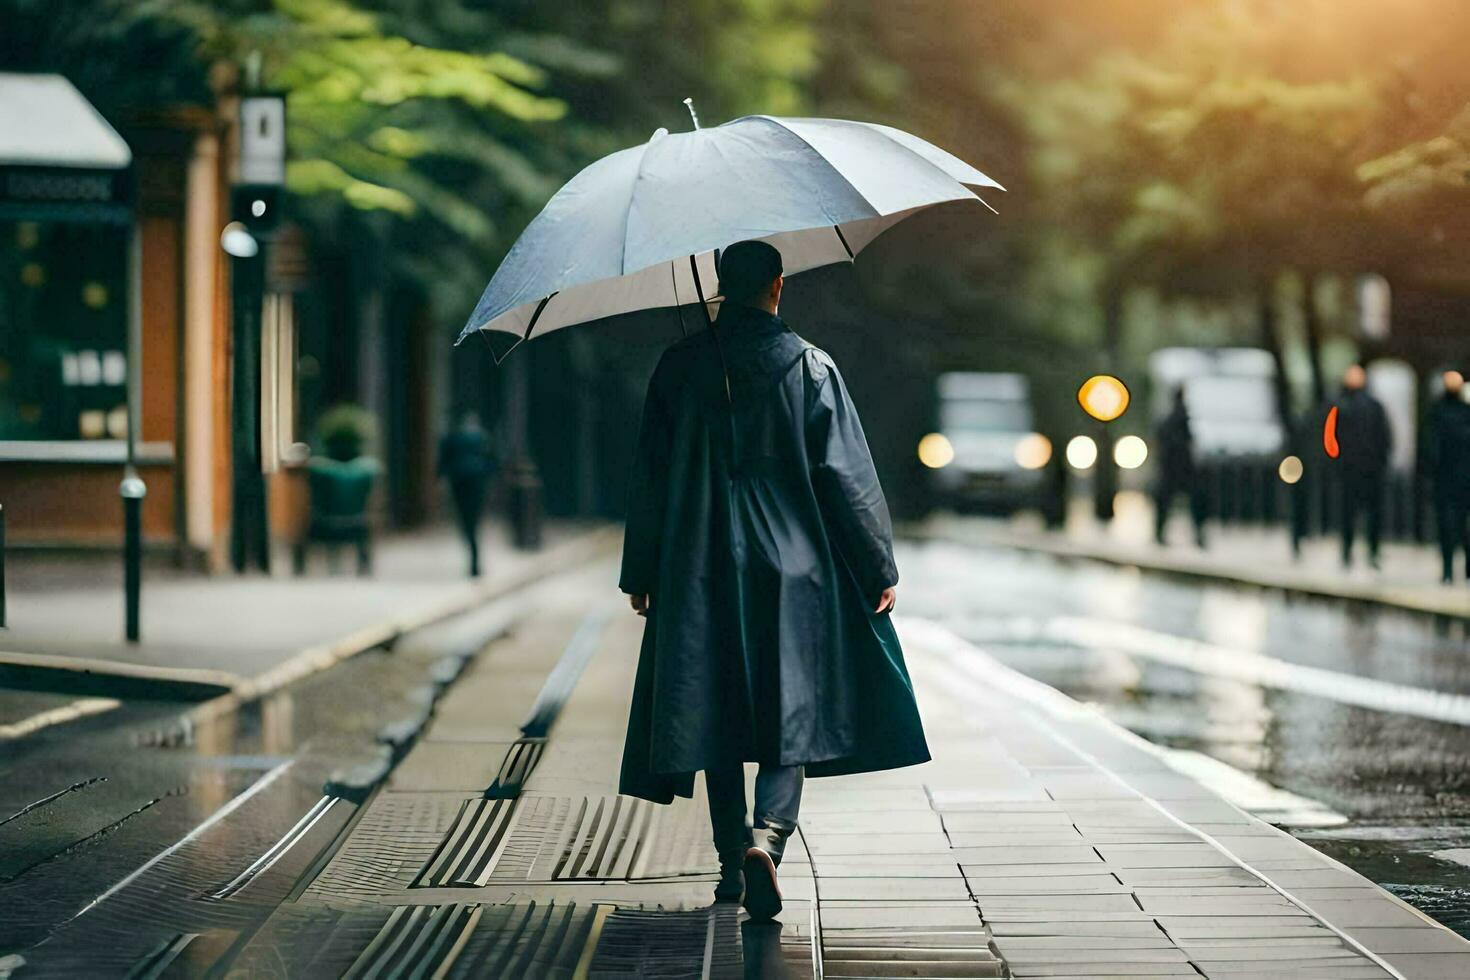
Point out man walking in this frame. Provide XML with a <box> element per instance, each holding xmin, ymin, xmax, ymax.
<box><xmin>1426</xmin><ymin>370</ymin><xmax>1470</xmax><ymax>584</ymax></box>
<box><xmin>1153</xmin><ymin>387</ymin><xmax>1206</xmax><ymax>548</ymax></box>
<box><xmin>438</xmin><ymin>412</ymin><xmax>495</xmax><ymax>577</ymax></box>
<box><xmin>1332</xmin><ymin>365</ymin><xmax>1392</xmax><ymax>569</ymax></box>
<box><xmin>617</xmin><ymin>241</ymin><xmax>930</xmax><ymax>921</ymax></box>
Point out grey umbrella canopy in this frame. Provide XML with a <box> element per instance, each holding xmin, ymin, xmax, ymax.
<box><xmin>458</xmin><ymin>115</ymin><xmax>1002</xmax><ymax>351</ymax></box>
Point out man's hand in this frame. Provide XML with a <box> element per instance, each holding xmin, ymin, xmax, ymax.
<box><xmin>628</xmin><ymin>593</ymin><xmax>650</xmax><ymax>617</ymax></box>
<box><xmin>875</xmin><ymin>586</ymin><xmax>896</xmax><ymax>615</ymax></box>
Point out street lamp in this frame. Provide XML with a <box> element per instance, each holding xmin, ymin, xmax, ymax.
<box><xmin>1076</xmin><ymin>374</ymin><xmax>1131</xmax><ymax>521</ymax></box>
<box><xmin>227</xmin><ymin>92</ymin><xmax>285</xmax><ymax>573</ymax></box>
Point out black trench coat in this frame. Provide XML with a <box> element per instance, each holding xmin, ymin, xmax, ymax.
<box><xmin>618</xmin><ymin>303</ymin><xmax>930</xmax><ymax>805</ymax></box>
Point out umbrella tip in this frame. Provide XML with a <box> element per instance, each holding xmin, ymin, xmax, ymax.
<box><xmin>683</xmin><ymin>97</ymin><xmax>701</xmax><ymax>130</ymax></box>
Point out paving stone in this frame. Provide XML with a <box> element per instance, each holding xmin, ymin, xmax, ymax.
<box><xmin>1208</xmin><ymin>835</ymin><xmax>1326</xmax><ymax>862</ymax></box>
<box><xmin>817</xmin><ymin>905</ymin><xmax>984</xmax><ymax>929</ymax></box>
<box><xmin>1254</xmin><ymin>868</ymin><xmax>1371</xmax><ymax>890</ymax></box>
<box><xmin>997</xmin><ymin>946</ymin><xmax>1190</xmax><ymax>964</ymax></box>
<box><xmin>1060</xmin><ymin>802</ymin><xmax>1172</xmax><ymax>825</ymax></box>
<box><xmin>1093</xmin><ymin>844</ymin><xmax>1237</xmax><ymax>868</ymax></box>
<box><xmin>814</xmin><ymin>852</ymin><xmax>966</xmax><ymax>868</ymax></box>
<box><xmin>964</xmin><ymin>874</ymin><xmax>1129</xmax><ymax>896</ymax></box>
<box><xmin>386</xmin><ymin>739</ymin><xmax>516</xmax><ymax>792</ymax></box>
<box><xmin>959</xmin><ymin>863</ymin><xmax>1114</xmax><ymax>879</ymax></box>
<box><xmin>816</xmin><ymin>876</ymin><xmax>974</xmax><ymax>902</ymax></box>
<box><xmin>805</xmin><ymin>833</ymin><xmax>954</xmax><ymax>855</ymax></box>
<box><xmin>1081</xmin><ymin>831</ymin><xmax>1206</xmax><ymax>846</ymax></box>
<box><xmin>987</xmin><ymin>920</ymin><xmax>1166</xmax><ymax>938</ymax></box>
<box><xmin>813</xmin><ymin>861</ymin><xmax>963</xmax><ymax>878</ymax></box>
<box><xmin>952</xmin><ymin>846</ymin><xmax>1102</xmax><ymax>865</ymax></box>
<box><xmin>822</xmin><ymin>931</ymin><xmax>994</xmax><ymax>948</ymax></box>
<box><xmin>1005</xmin><ymin>963</ymin><xmax>1198</xmax><ymax>976</ymax></box>
<box><xmin>937</xmin><ymin>811</ymin><xmax>1077</xmax><ymax>830</ymax></box>
<box><xmin>1114</xmin><ymin>866</ymin><xmax>1261</xmax><ymax>887</ymax></box>
<box><xmin>1135</xmin><ymin>895</ymin><xmax>1298</xmax><ymax>916</ymax></box>
<box><xmin>1179</xmin><ymin>944</ymin><xmax>1359</xmax><ymax>961</ymax></box>
<box><xmin>927</xmin><ymin>796</ymin><xmax>1064</xmax><ymax>812</ymax></box>
<box><xmin>991</xmin><ymin>935</ymin><xmax>1175</xmax><ymax>951</ymax></box>
<box><xmin>982</xmin><ymin>908</ymin><xmax>1156</xmax><ymax>923</ymax></box>
<box><xmin>801</xmin><ymin>811</ymin><xmax>944</xmax><ymax>835</ymax></box>
<box><xmin>1302</xmin><ymin>897</ymin><xmax>1440</xmax><ymax>928</ymax></box>
<box><xmin>974</xmin><ymin>893</ymin><xmax>1141</xmax><ymax>913</ymax></box>
<box><xmin>1186</xmin><ymin>970</ymin><xmax>1392</xmax><ymax>980</ymax></box>
<box><xmin>1373</xmin><ymin>952</ymin><xmax>1470</xmax><ymax>978</ymax></box>
<box><xmin>947</xmin><ymin>830</ymin><xmax>1087</xmax><ymax>847</ymax></box>
<box><xmin>1154</xmin><ymin>915</ymin><xmax>1329</xmax><ymax>939</ymax></box>
<box><xmin>1342</xmin><ymin>926</ymin><xmax>1470</xmax><ymax>954</ymax></box>
<box><xmin>1190</xmin><ymin>954</ymin><xmax>1379</xmax><ymax>972</ymax></box>
<box><xmin>1132</xmin><ymin>885</ymin><xmax>1279</xmax><ymax>898</ymax></box>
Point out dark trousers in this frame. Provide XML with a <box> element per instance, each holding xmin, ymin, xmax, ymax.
<box><xmin>705</xmin><ymin>762</ymin><xmax>804</xmax><ymax>864</ymax></box>
<box><xmin>1340</xmin><ymin>471</ymin><xmax>1385</xmax><ymax>565</ymax></box>
<box><xmin>449</xmin><ymin>477</ymin><xmax>486</xmax><ymax>576</ymax></box>
<box><xmin>1154</xmin><ymin>468</ymin><xmax>1205</xmax><ymax>545</ymax></box>
<box><xmin>1438</xmin><ymin>494</ymin><xmax>1470</xmax><ymax>581</ymax></box>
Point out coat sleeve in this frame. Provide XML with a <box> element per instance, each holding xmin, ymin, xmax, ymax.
<box><xmin>804</xmin><ymin>349</ymin><xmax>899</xmax><ymax>601</ymax></box>
<box><xmin>619</xmin><ymin>356</ymin><xmax>672</xmax><ymax>596</ymax></box>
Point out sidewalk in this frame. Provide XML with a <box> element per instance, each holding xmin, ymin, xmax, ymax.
<box><xmin>168</xmin><ymin>559</ymin><xmax>1470</xmax><ymax>978</ymax></box>
<box><xmin>0</xmin><ymin>521</ymin><xmax>617</xmax><ymax>699</ymax></box>
<box><xmin>916</xmin><ymin>492</ymin><xmax>1470</xmax><ymax>620</ymax></box>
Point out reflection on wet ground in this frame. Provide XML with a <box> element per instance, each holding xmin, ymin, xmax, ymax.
<box><xmin>0</xmin><ymin>637</ymin><xmax>445</xmax><ymax>953</ymax></box>
<box><xmin>899</xmin><ymin>538</ymin><xmax>1470</xmax><ymax>937</ymax></box>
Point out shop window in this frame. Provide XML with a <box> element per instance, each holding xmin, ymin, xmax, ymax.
<box><xmin>0</xmin><ymin>220</ymin><xmax>129</xmax><ymax>440</ymax></box>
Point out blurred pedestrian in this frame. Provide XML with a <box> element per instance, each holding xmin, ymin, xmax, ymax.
<box><xmin>1332</xmin><ymin>365</ymin><xmax>1392</xmax><ymax>569</ymax></box>
<box><xmin>1426</xmin><ymin>370</ymin><xmax>1470</xmax><ymax>584</ymax></box>
<box><xmin>618</xmin><ymin>240</ymin><xmax>929</xmax><ymax>921</ymax></box>
<box><xmin>438</xmin><ymin>412</ymin><xmax>495</xmax><ymax>577</ymax></box>
<box><xmin>1153</xmin><ymin>387</ymin><xmax>1206</xmax><ymax>548</ymax></box>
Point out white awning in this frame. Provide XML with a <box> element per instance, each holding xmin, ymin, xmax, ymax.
<box><xmin>0</xmin><ymin>73</ymin><xmax>131</xmax><ymax>170</ymax></box>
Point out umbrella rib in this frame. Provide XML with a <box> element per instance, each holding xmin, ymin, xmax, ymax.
<box><xmin>524</xmin><ymin>292</ymin><xmax>557</xmax><ymax>341</ymax></box>
<box><xmin>833</xmin><ymin>224</ymin><xmax>854</xmax><ymax>261</ymax></box>
<box><xmin>490</xmin><ymin>292</ymin><xmax>557</xmax><ymax>366</ymax></box>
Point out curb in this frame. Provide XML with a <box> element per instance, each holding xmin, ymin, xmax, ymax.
<box><xmin>0</xmin><ymin>650</ymin><xmax>239</xmax><ymax>701</ymax></box>
<box><xmin>907</xmin><ymin>525</ymin><xmax>1470</xmax><ymax>621</ymax></box>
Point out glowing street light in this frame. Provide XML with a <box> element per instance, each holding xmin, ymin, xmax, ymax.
<box><xmin>1077</xmin><ymin>375</ymin><xmax>1130</xmax><ymax>422</ymax></box>
<box><xmin>1114</xmin><ymin>435</ymin><xmax>1148</xmax><ymax>470</ymax></box>
<box><xmin>1014</xmin><ymin>433</ymin><xmax>1053</xmax><ymax>470</ymax></box>
<box><xmin>1279</xmin><ymin>455</ymin><xmax>1304</xmax><ymax>484</ymax></box>
<box><xmin>918</xmin><ymin>432</ymin><xmax>955</xmax><ymax>469</ymax></box>
<box><xmin>1066</xmin><ymin>435</ymin><xmax>1098</xmax><ymax>470</ymax></box>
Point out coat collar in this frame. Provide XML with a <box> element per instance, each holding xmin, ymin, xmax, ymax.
<box><xmin>715</xmin><ymin>302</ymin><xmax>787</xmax><ymax>338</ymax></box>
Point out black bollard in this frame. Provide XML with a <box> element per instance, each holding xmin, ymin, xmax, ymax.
<box><xmin>506</xmin><ymin>458</ymin><xmax>544</xmax><ymax>551</ymax></box>
<box><xmin>122</xmin><ymin>473</ymin><xmax>146</xmax><ymax>643</ymax></box>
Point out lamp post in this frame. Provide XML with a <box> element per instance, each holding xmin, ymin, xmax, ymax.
<box><xmin>227</xmin><ymin>92</ymin><xmax>285</xmax><ymax>573</ymax></box>
<box><xmin>1078</xmin><ymin>374</ymin><xmax>1130</xmax><ymax>522</ymax></box>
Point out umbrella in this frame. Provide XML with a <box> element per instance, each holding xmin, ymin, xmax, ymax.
<box><xmin>458</xmin><ymin>111</ymin><xmax>1002</xmax><ymax>357</ymax></box>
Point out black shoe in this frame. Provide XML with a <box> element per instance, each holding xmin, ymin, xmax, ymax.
<box><xmin>742</xmin><ymin>846</ymin><xmax>782</xmax><ymax>920</ymax></box>
<box><xmin>713</xmin><ymin>854</ymin><xmax>744</xmax><ymax>902</ymax></box>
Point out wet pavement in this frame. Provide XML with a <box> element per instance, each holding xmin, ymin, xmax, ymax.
<box><xmin>3</xmin><ymin>538</ymin><xmax>1470</xmax><ymax>977</ymax></box>
<box><xmin>898</xmin><ymin>535</ymin><xmax>1470</xmax><ymax>938</ymax></box>
<box><xmin>0</xmin><ymin>600</ymin><xmax>515</xmax><ymax>958</ymax></box>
